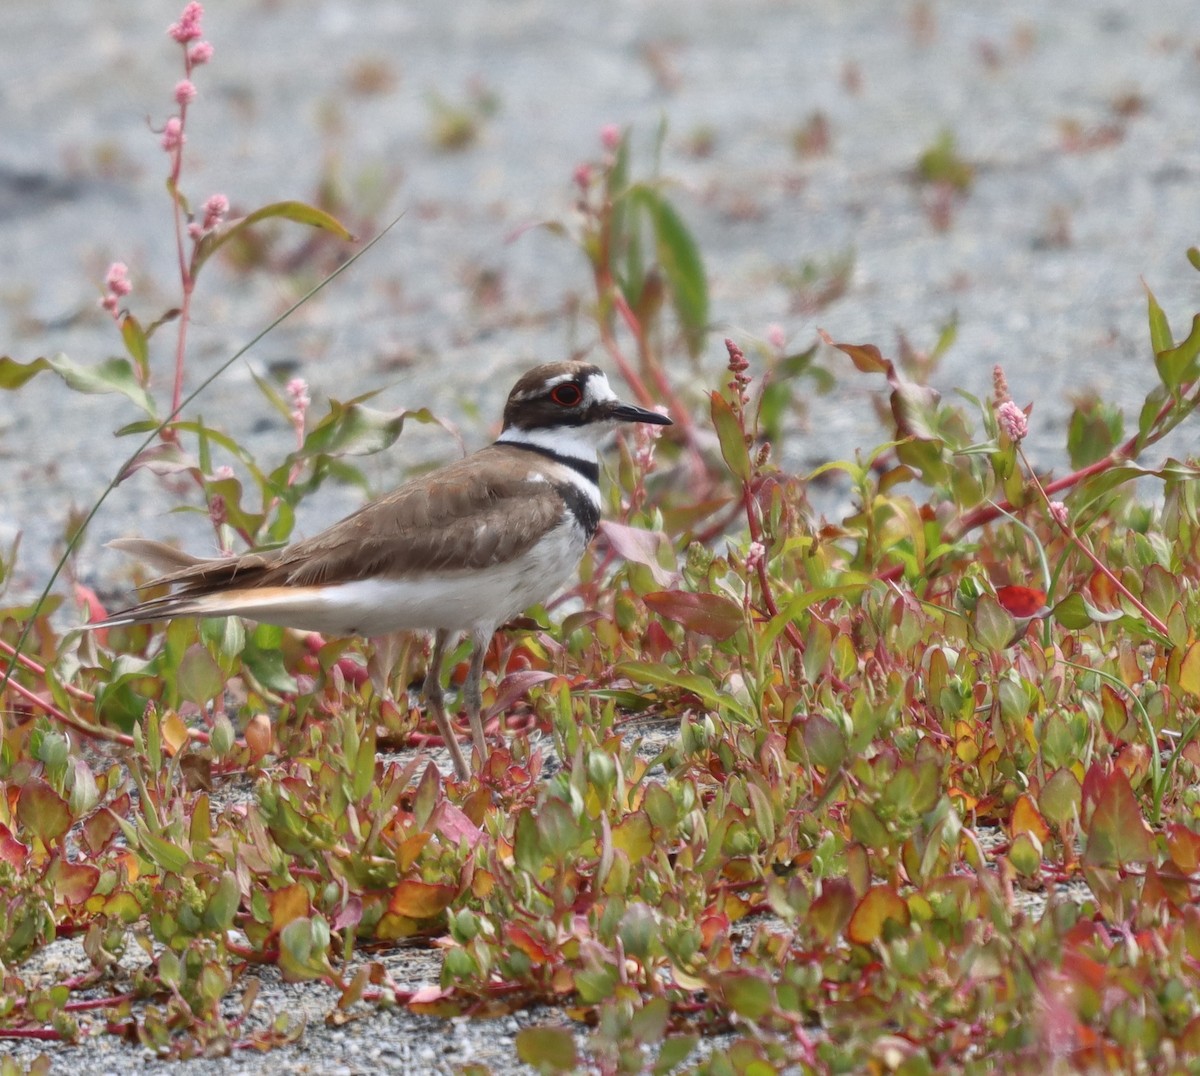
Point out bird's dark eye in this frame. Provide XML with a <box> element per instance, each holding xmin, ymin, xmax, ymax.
<box><xmin>550</xmin><ymin>382</ymin><xmax>584</xmax><ymax>407</ymax></box>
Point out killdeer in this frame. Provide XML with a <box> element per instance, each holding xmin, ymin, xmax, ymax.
<box><xmin>93</xmin><ymin>361</ymin><xmax>672</xmax><ymax>779</ymax></box>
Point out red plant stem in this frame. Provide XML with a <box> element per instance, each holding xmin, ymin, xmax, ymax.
<box><xmin>1021</xmin><ymin>447</ymin><xmax>1170</xmax><ymax>637</ymax></box>
<box><xmin>3</xmin><ymin>675</ymin><xmax>135</xmax><ymax>747</ymax></box>
<box><xmin>167</xmin><ymin>53</ymin><xmax>195</xmax><ymax>424</ymax></box>
<box><xmin>0</xmin><ymin>638</ymin><xmax>94</xmax><ymax>702</ymax></box>
<box><xmin>950</xmin><ymin>384</ymin><xmax>1190</xmax><ymax>541</ymax></box>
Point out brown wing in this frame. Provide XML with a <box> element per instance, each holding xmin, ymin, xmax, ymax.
<box><xmin>125</xmin><ymin>446</ymin><xmax>568</xmax><ymax>598</ymax></box>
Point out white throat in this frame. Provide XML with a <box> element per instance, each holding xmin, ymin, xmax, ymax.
<box><xmin>496</xmin><ymin>424</ymin><xmax>607</xmax><ymax>465</ymax></box>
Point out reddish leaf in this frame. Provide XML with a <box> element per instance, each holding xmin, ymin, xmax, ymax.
<box><xmin>0</xmin><ymin>822</ymin><xmax>29</xmax><ymax>867</ymax></box>
<box><xmin>847</xmin><ymin>885</ymin><xmax>910</xmax><ymax>945</ymax></box>
<box><xmin>387</xmin><ymin>880</ymin><xmax>456</xmax><ymax>920</ymax></box>
<box><xmin>995</xmin><ymin>584</ymin><xmax>1048</xmax><ymax>619</ymax></box>
<box><xmin>431</xmin><ymin>801</ymin><xmax>483</xmax><ymax>849</ymax></box>
<box><xmin>1082</xmin><ymin>769</ymin><xmax>1153</xmax><ymax>868</ymax></box>
<box><xmin>597</xmin><ymin>520</ymin><xmax>675</xmax><ymax>586</ymax></box>
<box><xmin>50</xmin><ymin>860</ymin><xmax>101</xmax><ymax>905</ymax></box>
<box><xmin>505</xmin><ymin>923</ymin><xmax>555</xmax><ymax>965</ymax></box>
<box><xmin>821</xmin><ymin>332</ymin><xmax>891</xmax><ymax>374</ymax></box>
<box><xmin>643</xmin><ymin>590</ymin><xmax>744</xmax><ymax>641</ymax></box>
<box><xmin>16</xmin><ymin>779</ymin><xmax>72</xmax><ymax>844</ymax></box>
<box><xmin>809</xmin><ymin>878</ymin><xmax>856</xmax><ymax>942</ymax></box>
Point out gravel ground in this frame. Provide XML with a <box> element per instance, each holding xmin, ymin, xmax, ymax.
<box><xmin>3</xmin><ymin>0</ymin><xmax>1200</xmax><ymax>1071</ymax></box>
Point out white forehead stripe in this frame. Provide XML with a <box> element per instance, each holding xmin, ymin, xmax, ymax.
<box><xmin>583</xmin><ymin>371</ymin><xmax>617</xmax><ymax>406</ymax></box>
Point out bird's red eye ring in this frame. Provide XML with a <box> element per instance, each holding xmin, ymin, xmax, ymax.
<box><xmin>550</xmin><ymin>383</ymin><xmax>584</xmax><ymax>407</ymax></box>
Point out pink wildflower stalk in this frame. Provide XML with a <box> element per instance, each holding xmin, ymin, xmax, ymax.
<box><xmin>996</xmin><ymin>399</ymin><xmax>1028</xmax><ymax>444</ymax></box>
<box><xmin>168</xmin><ymin>2</ymin><xmax>204</xmax><ymax>43</ymax></box>
<box><xmin>100</xmin><ymin>262</ymin><xmax>131</xmax><ymax>319</ymax></box>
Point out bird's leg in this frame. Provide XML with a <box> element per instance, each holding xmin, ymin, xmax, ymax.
<box><xmin>464</xmin><ymin>628</ymin><xmax>491</xmax><ymax>767</ymax></box>
<box><xmin>423</xmin><ymin>629</ymin><xmax>470</xmax><ymax>780</ymax></box>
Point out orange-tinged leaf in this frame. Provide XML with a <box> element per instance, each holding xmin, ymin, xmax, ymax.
<box><xmin>1082</xmin><ymin>769</ymin><xmax>1153</xmax><ymax>867</ymax></box>
<box><xmin>821</xmin><ymin>333</ymin><xmax>891</xmax><ymax>374</ymax></box>
<box><xmin>505</xmin><ymin>923</ymin><xmax>555</xmax><ymax>965</ymax></box>
<box><xmin>1010</xmin><ymin>793</ymin><xmax>1050</xmax><ymax>844</ymax></box>
<box><xmin>387</xmin><ymin>880</ymin><xmax>456</xmax><ymax>920</ymax></box>
<box><xmin>472</xmin><ymin>869</ymin><xmax>495</xmax><ymax>899</ymax></box>
<box><xmin>1179</xmin><ymin>640</ymin><xmax>1200</xmax><ymax>696</ymax></box>
<box><xmin>643</xmin><ymin>590</ymin><xmax>744</xmax><ymax>641</ymax></box>
<box><xmin>397</xmin><ymin>831</ymin><xmax>432</xmax><ymax>873</ymax></box>
<box><xmin>269</xmin><ymin>882</ymin><xmax>312</xmax><ymax>932</ymax></box>
<box><xmin>161</xmin><ymin>710</ymin><xmax>190</xmax><ymax>756</ymax></box>
<box><xmin>1167</xmin><ymin>823</ymin><xmax>1200</xmax><ymax>873</ymax></box>
<box><xmin>847</xmin><ymin>885</ymin><xmax>910</xmax><ymax>945</ymax></box>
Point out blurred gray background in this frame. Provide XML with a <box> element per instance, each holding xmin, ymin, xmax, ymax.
<box><xmin>3</xmin><ymin>0</ymin><xmax>1199</xmax><ymax>600</ymax></box>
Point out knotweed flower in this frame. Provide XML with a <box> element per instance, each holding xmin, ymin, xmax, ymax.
<box><xmin>168</xmin><ymin>2</ymin><xmax>204</xmax><ymax>43</ymax></box>
<box><xmin>161</xmin><ymin>116</ymin><xmax>185</xmax><ymax>153</ymax></box>
<box><xmin>174</xmin><ymin>79</ymin><xmax>196</xmax><ymax>106</ymax></box>
<box><xmin>996</xmin><ymin>399</ymin><xmax>1028</xmax><ymax>444</ymax></box>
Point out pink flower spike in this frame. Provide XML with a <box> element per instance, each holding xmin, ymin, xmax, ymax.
<box><xmin>168</xmin><ymin>2</ymin><xmax>204</xmax><ymax>43</ymax></box>
<box><xmin>189</xmin><ymin>40</ymin><xmax>214</xmax><ymax>65</ymax></box>
<box><xmin>599</xmin><ymin>123</ymin><xmax>621</xmax><ymax>151</ymax></box>
<box><xmin>187</xmin><ymin>222</ymin><xmax>203</xmax><ymax>240</ymax></box>
<box><xmin>104</xmin><ymin>262</ymin><xmax>132</xmax><ymax>296</ymax></box>
<box><xmin>201</xmin><ymin>193</ymin><xmax>229</xmax><ymax>230</ymax></box>
<box><xmin>174</xmin><ymin>79</ymin><xmax>197</xmax><ymax>106</ymax></box>
<box><xmin>1049</xmin><ymin>501</ymin><xmax>1069</xmax><ymax>528</ymax></box>
<box><xmin>996</xmin><ymin>399</ymin><xmax>1028</xmax><ymax>443</ymax></box>
<box><xmin>161</xmin><ymin>116</ymin><xmax>185</xmax><ymax>152</ymax></box>
<box><xmin>767</xmin><ymin>323</ymin><xmax>787</xmax><ymax>352</ymax></box>
<box><xmin>287</xmin><ymin>378</ymin><xmax>311</xmax><ymax>413</ymax></box>
<box><xmin>573</xmin><ymin>163</ymin><xmax>592</xmax><ymax>190</ymax></box>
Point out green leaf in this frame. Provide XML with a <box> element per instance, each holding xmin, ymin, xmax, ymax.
<box><xmin>972</xmin><ymin>595</ymin><xmax>1016</xmax><ymax>653</ymax></box>
<box><xmin>1051</xmin><ymin>592</ymin><xmax>1124</xmax><ymax>630</ymax></box>
<box><xmin>296</xmin><ymin>401</ymin><xmax>451</xmax><ymax>460</ymax></box>
<box><xmin>515</xmin><ymin>1026</ymin><xmax>578</xmax><ymax>1072</ymax></box>
<box><xmin>654</xmin><ymin>1035</ymin><xmax>699</xmax><ymax>1075</ymax></box>
<box><xmin>710</xmin><ymin>391</ymin><xmax>751</xmax><ymax>481</ymax></box>
<box><xmin>137</xmin><ymin>826</ymin><xmax>192</xmax><ymax>874</ymax></box>
<box><xmin>177</xmin><ymin>644</ymin><xmax>225</xmax><ymax>706</ymax></box>
<box><xmin>1155</xmin><ymin>314</ymin><xmax>1200</xmax><ymax>393</ymax></box>
<box><xmin>1039</xmin><ymin>768</ymin><xmax>1082</xmax><ymax>826</ymax></box>
<box><xmin>1083</xmin><ymin>769</ymin><xmax>1153</xmax><ymax>867</ymax></box>
<box><xmin>45</xmin><ymin>353</ymin><xmax>156</xmax><ymax>416</ymax></box>
<box><xmin>1145</xmin><ymin>283</ymin><xmax>1174</xmax><ymax>356</ymax></box>
<box><xmin>646</xmin><ymin>190</ymin><xmax>709</xmax><ymax>356</ymax></box>
<box><xmin>193</xmin><ymin>200</ymin><xmax>354</xmax><ymax>274</ymax></box>
<box><xmin>204</xmin><ymin>871</ymin><xmax>241</xmax><ymax>931</ymax></box>
<box><xmin>120</xmin><ymin>314</ymin><xmax>150</xmax><ymax>380</ymax></box>
<box><xmin>721</xmin><ymin>972</ymin><xmax>774</xmax><ymax>1022</ymax></box>
<box><xmin>0</xmin><ymin>355</ymin><xmax>52</xmax><ymax>389</ymax></box>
